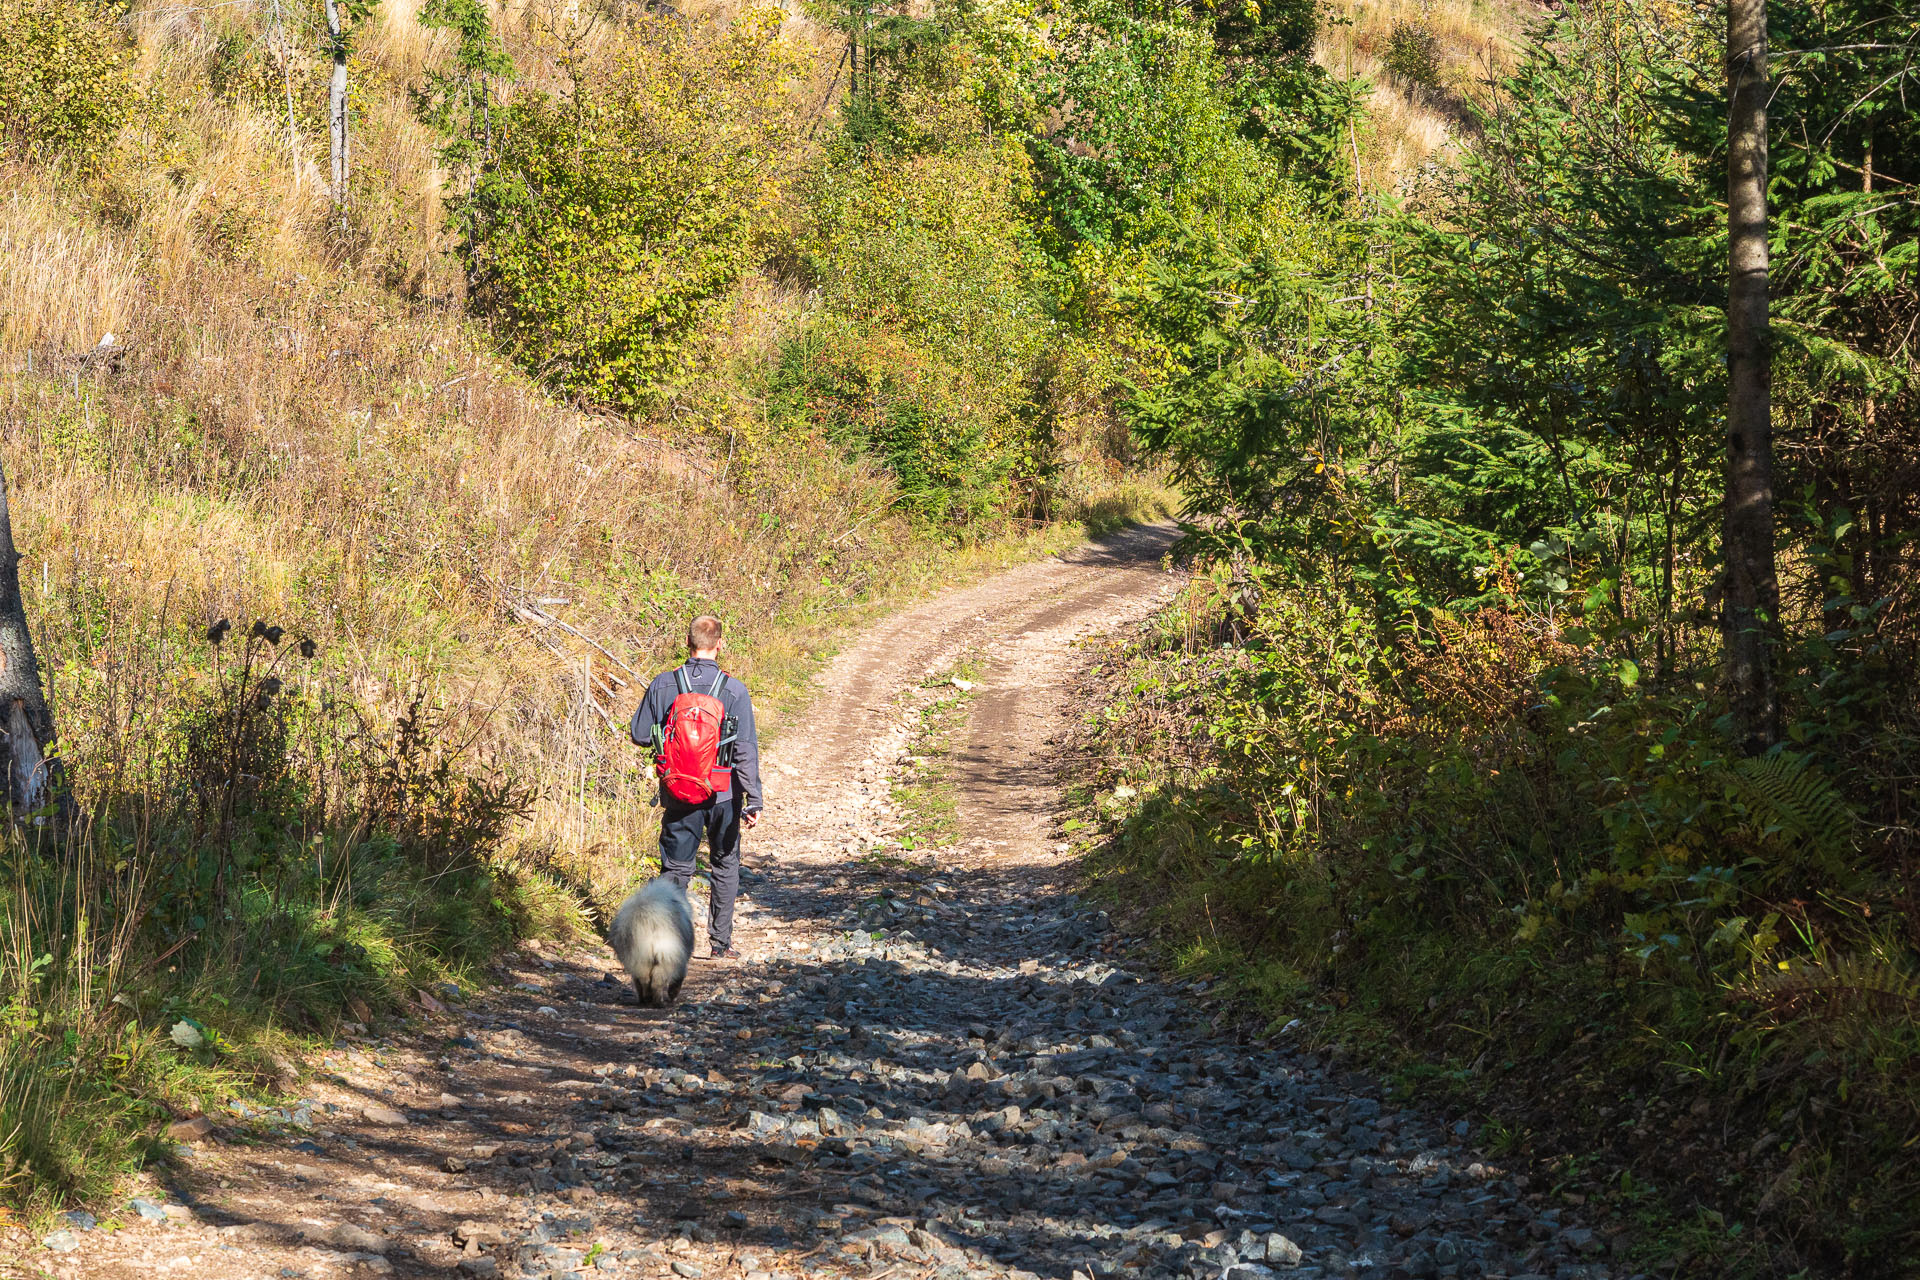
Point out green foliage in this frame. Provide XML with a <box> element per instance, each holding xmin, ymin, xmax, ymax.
<box><xmin>432</xmin><ymin>0</ymin><xmax>1353</xmax><ymax>519</ymax></box>
<box><xmin>789</xmin><ymin>0</ymin><xmax>1358</xmax><ymax>522</ymax></box>
<box><xmin>454</xmin><ymin>9</ymin><xmax>800</xmax><ymax>410</ymax></box>
<box><xmin>1206</xmin><ymin>0</ymin><xmax>1317</xmax><ymax>61</ymax></box>
<box><xmin>828</xmin><ymin>0</ymin><xmax>954</xmax><ymax>150</ymax></box>
<box><xmin>1137</xmin><ymin>0</ymin><xmax>1918</xmax><ymax>641</ymax></box>
<box><xmin>780</xmin><ymin>134</ymin><xmax>1050</xmax><ymax>521</ymax></box>
<box><xmin>137</xmin><ymin>621</ymin><xmax>538</xmax><ymax>953</ymax></box>
<box><xmin>413</xmin><ymin>0</ymin><xmax>514</xmax><ymax>176</ymax></box>
<box><xmin>1104</xmin><ymin>0</ymin><xmax>1920</xmax><ymax>1270</ymax></box>
<box><xmin>1382</xmin><ymin>20</ymin><xmax>1441</xmax><ymax>91</ymax></box>
<box><xmin>1222</xmin><ymin>54</ymin><xmax>1358</xmax><ymax>200</ymax></box>
<box><xmin>0</xmin><ymin>0</ymin><xmax>133</xmax><ymax>164</ymax></box>
<box><xmin>1123</xmin><ymin>219</ymin><xmax>1391</xmax><ymax>571</ymax></box>
<box><xmin>1717</xmin><ymin>753</ymin><xmax>1855</xmax><ymax>884</ymax></box>
<box><xmin>1029</xmin><ymin>13</ymin><xmax>1281</xmax><ymax>256</ymax></box>
<box><xmin>1088</xmin><ymin>565</ymin><xmax>1920</xmax><ymax>1272</ymax></box>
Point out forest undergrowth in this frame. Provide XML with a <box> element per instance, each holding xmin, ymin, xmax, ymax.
<box><xmin>1071</xmin><ymin>0</ymin><xmax>1920</xmax><ymax>1272</ymax></box>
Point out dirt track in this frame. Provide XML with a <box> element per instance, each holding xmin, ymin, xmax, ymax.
<box><xmin>13</xmin><ymin>525</ymin><xmax>1624</xmax><ymax>1280</ymax></box>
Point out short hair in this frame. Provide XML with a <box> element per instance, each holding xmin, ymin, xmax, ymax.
<box><xmin>687</xmin><ymin>615</ymin><xmax>724</xmax><ymax>651</ymax></box>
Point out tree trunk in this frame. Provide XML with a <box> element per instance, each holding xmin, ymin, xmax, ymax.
<box><xmin>326</xmin><ymin>0</ymin><xmax>349</xmax><ymax>211</ymax></box>
<box><xmin>1724</xmin><ymin>0</ymin><xmax>1778</xmax><ymax>751</ymax></box>
<box><xmin>0</xmin><ymin>459</ymin><xmax>61</xmax><ymax>813</ymax></box>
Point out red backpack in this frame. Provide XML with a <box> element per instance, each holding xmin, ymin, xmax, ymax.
<box><xmin>653</xmin><ymin>668</ymin><xmax>736</xmax><ymax>804</ymax></box>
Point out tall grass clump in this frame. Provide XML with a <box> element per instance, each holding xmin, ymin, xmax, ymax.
<box><xmin>0</xmin><ymin>607</ymin><xmax>560</xmax><ymax>1214</ymax></box>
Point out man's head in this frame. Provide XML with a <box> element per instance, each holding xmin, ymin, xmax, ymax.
<box><xmin>687</xmin><ymin>614</ymin><xmax>724</xmax><ymax>657</ymax></box>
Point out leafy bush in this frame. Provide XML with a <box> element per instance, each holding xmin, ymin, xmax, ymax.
<box><xmin>455</xmin><ymin>8</ymin><xmax>801</xmax><ymax>409</ymax></box>
<box><xmin>1382</xmin><ymin>19</ymin><xmax>1442</xmax><ymax>92</ymax></box>
<box><xmin>0</xmin><ymin>0</ymin><xmax>133</xmax><ymax>163</ymax></box>
<box><xmin>1031</xmin><ymin>15</ymin><xmax>1281</xmax><ymax>256</ymax></box>
<box><xmin>779</xmin><ymin>137</ymin><xmax>1050</xmax><ymax>521</ymax></box>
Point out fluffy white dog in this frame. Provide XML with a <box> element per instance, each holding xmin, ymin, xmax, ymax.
<box><xmin>608</xmin><ymin>875</ymin><xmax>694</xmax><ymax>1007</ymax></box>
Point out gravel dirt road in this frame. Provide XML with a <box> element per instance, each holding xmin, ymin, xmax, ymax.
<box><xmin>11</xmin><ymin>526</ymin><xmax>1625</xmax><ymax>1280</ymax></box>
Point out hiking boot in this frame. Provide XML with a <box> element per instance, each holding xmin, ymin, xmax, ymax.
<box><xmin>709</xmin><ymin>944</ymin><xmax>742</xmax><ymax>961</ymax></box>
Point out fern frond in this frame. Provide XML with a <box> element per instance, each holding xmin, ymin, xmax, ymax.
<box><xmin>1719</xmin><ymin>752</ymin><xmax>1856</xmax><ymax>876</ymax></box>
<box><xmin>1752</xmin><ymin>953</ymin><xmax>1920</xmax><ymax>1031</ymax></box>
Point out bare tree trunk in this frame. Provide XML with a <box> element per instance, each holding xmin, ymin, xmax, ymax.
<box><xmin>1725</xmin><ymin>0</ymin><xmax>1778</xmax><ymax>751</ymax></box>
<box><xmin>326</xmin><ymin>0</ymin><xmax>349</xmax><ymax>214</ymax></box>
<box><xmin>0</xmin><ymin>459</ymin><xmax>61</xmax><ymax>813</ymax></box>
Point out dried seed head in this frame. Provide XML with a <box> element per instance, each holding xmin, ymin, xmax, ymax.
<box><xmin>207</xmin><ymin>619</ymin><xmax>231</xmax><ymax>645</ymax></box>
<box><xmin>299</xmin><ymin>638</ymin><xmax>317</xmax><ymax>659</ymax></box>
<box><xmin>259</xmin><ymin>677</ymin><xmax>284</xmax><ymax>697</ymax></box>
<box><xmin>265</xmin><ymin>626</ymin><xmax>285</xmax><ymax>646</ymax></box>
<box><xmin>251</xmin><ymin>620</ymin><xmax>268</xmax><ymax>639</ymax></box>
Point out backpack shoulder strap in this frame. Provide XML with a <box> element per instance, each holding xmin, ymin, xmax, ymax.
<box><xmin>674</xmin><ymin>666</ymin><xmax>692</xmax><ymax>696</ymax></box>
<box><xmin>708</xmin><ymin>671</ymin><xmax>727</xmax><ymax>698</ymax></box>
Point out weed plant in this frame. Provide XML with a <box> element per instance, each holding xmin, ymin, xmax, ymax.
<box><xmin>0</xmin><ymin>613</ymin><xmax>576</xmax><ymax>1218</ymax></box>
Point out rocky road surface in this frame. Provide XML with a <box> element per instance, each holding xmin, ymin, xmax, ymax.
<box><xmin>15</xmin><ymin>526</ymin><xmax>1630</xmax><ymax>1280</ymax></box>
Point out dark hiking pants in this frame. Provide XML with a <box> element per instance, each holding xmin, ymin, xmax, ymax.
<box><xmin>659</xmin><ymin>793</ymin><xmax>741</xmax><ymax>950</ymax></box>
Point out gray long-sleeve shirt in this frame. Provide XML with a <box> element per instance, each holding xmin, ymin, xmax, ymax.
<box><xmin>629</xmin><ymin>657</ymin><xmax>763</xmax><ymax>811</ymax></box>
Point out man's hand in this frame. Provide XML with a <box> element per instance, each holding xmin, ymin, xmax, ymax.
<box><xmin>743</xmin><ymin>809</ymin><xmax>762</xmax><ymax>830</ymax></box>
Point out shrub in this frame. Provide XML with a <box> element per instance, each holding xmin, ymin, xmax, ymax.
<box><xmin>776</xmin><ymin>139</ymin><xmax>1051</xmax><ymax>522</ymax></box>
<box><xmin>0</xmin><ymin>0</ymin><xmax>132</xmax><ymax>163</ymax></box>
<box><xmin>1382</xmin><ymin>19</ymin><xmax>1443</xmax><ymax>92</ymax></box>
<box><xmin>455</xmin><ymin>8</ymin><xmax>801</xmax><ymax>410</ymax></box>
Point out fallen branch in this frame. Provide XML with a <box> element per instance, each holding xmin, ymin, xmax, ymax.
<box><xmin>476</xmin><ymin>573</ymin><xmax>637</xmax><ymax>731</ymax></box>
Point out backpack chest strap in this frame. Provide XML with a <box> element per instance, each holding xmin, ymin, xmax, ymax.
<box><xmin>675</xmin><ymin>666</ymin><xmax>728</xmax><ymax>699</ymax></box>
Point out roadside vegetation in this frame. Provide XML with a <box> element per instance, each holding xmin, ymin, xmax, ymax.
<box><xmin>1072</xmin><ymin>0</ymin><xmax>1920</xmax><ymax>1275</ymax></box>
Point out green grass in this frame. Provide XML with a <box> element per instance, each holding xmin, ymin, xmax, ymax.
<box><xmin>887</xmin><ymin>654</ymin><xmax>987</xmax><ymax>851</ymax></box>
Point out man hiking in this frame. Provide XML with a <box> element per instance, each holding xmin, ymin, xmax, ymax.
<box><xmin>631</xmin><ymin>615</ymin><xmax>763</xmax><ymax>961</ymax></box>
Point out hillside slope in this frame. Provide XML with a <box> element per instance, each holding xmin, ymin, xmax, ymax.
<box><xmin>6</xmin><ymin>0</ymin><xmax>1137</xmax><ymax>884</ymax></box>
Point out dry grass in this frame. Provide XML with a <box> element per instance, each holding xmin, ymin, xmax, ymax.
<box><xmin>0</xmin><ymin>0</ymin><xmax>1120</xmax><ymax>927</ymax></box>
<box><xmin>362</xmin><ymin>0</ymin><xmax>440</xmax><ymax>81</ymax></box>
<box><xmin>0</xmin><ymin>188</ymin><xmax>142</xmax><ymax>358</ymax></box>
<box><xmin>1316</xmin><ymin>0</ymin><xmax>1534</xmax><ymax>194</ymax></box>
